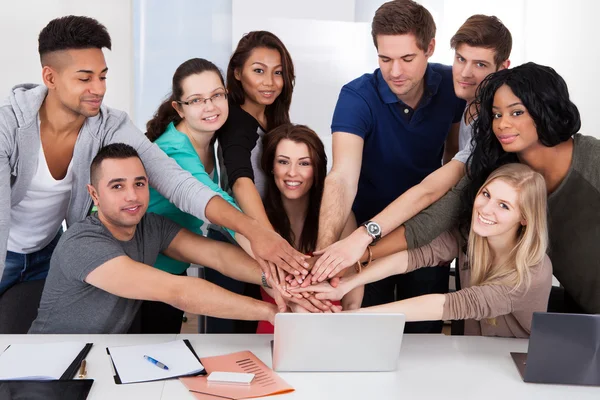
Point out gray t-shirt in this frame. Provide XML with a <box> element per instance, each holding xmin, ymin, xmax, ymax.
<box><xmin>452</xmin><ymin>110</ymin><xmax>474</xmax><ymax>164</ymax></box>
<box><xmin>29</xmin><ymin>213</ymin><xmax>181</xmax><ymax>334</ymax></box>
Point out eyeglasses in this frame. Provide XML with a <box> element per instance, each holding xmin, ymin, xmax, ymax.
<box><xmin>176</xmin><ymin>92</ymin><xmax>228</xmax><ymax>107</ymax></box>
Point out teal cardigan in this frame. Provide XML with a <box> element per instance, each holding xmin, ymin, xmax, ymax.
<box><xmin>148</xmin><ymin>122</ymin><xmax>239</xmax><ymax>274</ymax></box>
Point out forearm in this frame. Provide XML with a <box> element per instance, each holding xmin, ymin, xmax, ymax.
<box><xmin>348</xmin><ymin>251</ymin><xmax>409</xmax><ymax>292</ymax></box>
<box><xmin>360</xmin><ymin>225</ymin><xmax>408</xmax><ymax>262</ymax></box>
<box><xmin>359</xmin><ymin>293</ymin><xmax>446</xmax><ymax>322</ymax></box>
<box><xmin>342</xmin><ymin>286</ymin><xmax>364</xmax><ymax>310</ymax></box>
<box><xmin>169</xmin><ymin>277</ymin><xmax>276</xmax><ymax>322</ymax></box>
<box><xmin>204</xmin><ymin>195</ymin><xmax>262</xmax><ymax>239</ymax></box>
<box><xmin>233</xmin><ymin>178</ymin><xmax>274</xmax><ymax>229</ymax></box>
<box><xmin>371</xmin><ymin>165</ymin><xmax>463</xmax><ymax>237</ymax></box>
<box><xmin>317</xmin><ymin>173</ymin><xmax>355</xmax><ymax>248</ymax></box>
<box><xmin>211</xmin><ymin>242</ymin><xmax>262</xmax><ymax>285</ymax></box>
<box><xmin>371</xmin><ymin>185</ymin><xmax>440</xmax><ymax>238</ymax></box>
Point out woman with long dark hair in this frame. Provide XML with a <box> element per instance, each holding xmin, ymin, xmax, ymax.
<box><xmin>217</xmin><ymin>30</ymin><xmax>295</xmax><ymax>233</ymax></box>
<box><xmin>208</xmin><ymin>32</ymin><xmax>303</xmax><ymax>332</ymax></box>
<box><xmin>256</xmin><ymin>123</ymin><xmax>360</xmax><ymax>333</ymax></box>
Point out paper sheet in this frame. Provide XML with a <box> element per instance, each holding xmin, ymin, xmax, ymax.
<box><xmin>180</xmin><ymin>351</ymin><xmax>294</xmax><ymax>399</ymax></box>
<box><xmin>0</xmin><ymin>342</ymin><xmax>87</xmax><ymax>380</ymax></box>
<box><xmin>107</xmin><ymin>340</ymin><xmax>204</xmax><ymax>384</ymax></box>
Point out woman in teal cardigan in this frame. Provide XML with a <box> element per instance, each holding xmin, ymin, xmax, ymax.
<box><xmin>142</xmin><ymin>58</ymin><xmax>239</xmax><ymax>333</ymax></box>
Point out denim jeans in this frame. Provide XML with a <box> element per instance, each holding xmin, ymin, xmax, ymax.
<box><xmin>0</xmin><ymin>230</ymin><xmax>62</xmax><ymax>295</ymax></box>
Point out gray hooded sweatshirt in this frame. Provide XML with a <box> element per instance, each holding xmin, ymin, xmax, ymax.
<box><xmin>0</xmin><ymin>84</ymin><xmax>219</xmax><ymax>279</ymax></box>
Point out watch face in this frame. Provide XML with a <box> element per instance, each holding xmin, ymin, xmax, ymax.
<box><xmin>367</xmin><ymin>222</ymin><xmax>381</xmax><ymax>236</ymax></box>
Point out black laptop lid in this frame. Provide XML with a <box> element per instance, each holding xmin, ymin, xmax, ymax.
<box><xmin>525</xmin><ymin>312</ymin><xmax>600</xmax><ymax>386</ymax></box>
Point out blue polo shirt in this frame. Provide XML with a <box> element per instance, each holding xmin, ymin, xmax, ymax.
<box><xmin>331</xmin><ymin>63</ymin><xmax>465</xmax><ymax>224</ymax></box>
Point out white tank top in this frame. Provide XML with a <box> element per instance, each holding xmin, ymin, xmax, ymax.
<box><xmin>8</xmin><ymin>142</ymin><xmax>73</xmax><ymax>254</ymax></box>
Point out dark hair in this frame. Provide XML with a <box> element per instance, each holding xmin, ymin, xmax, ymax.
<box><xmin>461</xmin><ymin>62</ymin><xmax>580</xmax><ymax>230</ymax></box>
<box><xmin>227</xmin><ymin>31</ymin><xmax>295</xmax><ymax>131</ymax></box>
<box><xmin>146</xmin><ymin>58</ymin><xmax>224</xmax><ymax>142</ymax></box>
<box><xmin>371</xmin><ymin>0</ymin><xmax>436</xmax><ymax>51</ymax></box>
<box><xmin>90</xmin><ymin>143</ymin><xmax>142</xmax><ymax>186</ymax></box>
<box><xmin>450</xmin><ymin>15</ymin><xmax>512</xmax><ymax>68</ymax></box>
<box><xmin>38</xmin><ymin>15</ymin><xmax>111</xmax><ymax>64</ymax></box>
<box><xmin>261</xmin><ymin>124</ymin><xmax>327</xmax><ymax>254</ymax></box>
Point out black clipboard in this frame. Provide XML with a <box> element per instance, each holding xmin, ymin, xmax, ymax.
<box><xmin>106</xmin><ymin>339</ymin><xmax>206</xmax><ymax>384</ymax></box>
<box><xmin>0</xmin><ymin>342</ymin><xmax>92</xmax><ymax>381</ymax></box>
<box><xmin>60</xmin><ymin>343</ymin><xmax>93</xmax><ymax>380</ymax></box>
<box><xmin>0</xmin><ymin>379</ymin><xmax>94</xmax><ymax>400</ymax></box>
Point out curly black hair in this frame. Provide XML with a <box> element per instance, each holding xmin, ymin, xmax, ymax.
<box><xmin>460</xmin><ymin>62</ymin><xmax>580</xmax><ymax>231</ymax></box>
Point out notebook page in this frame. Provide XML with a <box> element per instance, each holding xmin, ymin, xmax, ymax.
<box><xmin>0</xmin><ymin>342</ymin><xmax>87</xmax><ymax>380</ymax></box>
<box><xmin>108</xmin><ymin>340</ymin><xmax>204</xmax><ymax>384</ymax></box>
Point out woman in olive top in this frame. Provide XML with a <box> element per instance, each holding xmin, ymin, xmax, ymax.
<box><xmin>296</xmin><ymin>164</ymin><xmax>552</xmax><ymax>338</ymax></box>
<box><xmin>142</xmin><ymin>58</ymin><xmax>239</xmax><ymax>333</ymax></box>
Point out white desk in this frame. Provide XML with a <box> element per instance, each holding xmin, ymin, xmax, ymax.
<box><xmin>3</xmin><ymin>334</ymin><xmax>598</xmax><ymax>400</ymax></box>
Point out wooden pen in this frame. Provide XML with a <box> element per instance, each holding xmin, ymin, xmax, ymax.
<box><xmin>78</xmin><ymin>359</ymin><xmax>87</xmax><ymax>379</ymax></box>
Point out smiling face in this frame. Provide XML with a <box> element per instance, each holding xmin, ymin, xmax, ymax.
<box><xmin>452</xmin><ymin>44</ymin><xmax>506</xmax><ymax>103</ymax></box>
<box><xmin>472</xmin><ymin>178</ymin><xmax>524</xmax><ymax>241</ymax></box>
<box><xmin>45</xmin><ymin>48</ymin><xmax>108</xmax><ymax>118</ymax></box>
<box><xmin>235</xmin><ymin>47</ymin><xmax>283</xmax><ymax>108</ymax></box>
<box><xmin>492</xmin><ymin>84</ymin><xmax>540</xmax><ymax>153</ymax></box>
<box><xmin>376</xmin><ymin>33</ymin><xmax>433</xmax><ymax>102</ymax></box>
<box><xmin>88</xmin><ymin>157</ymin><xmax>149</xmax><ymax>231</ymax></box>
<box><xmin>273</xmin><ymin>139</ymin><xmax>314</xmax><ymax>202</ymax></box>
<box><xmin>172</xmin><ymin>71</ymin><xmax>229</xmax><ymax>135</ymax></box>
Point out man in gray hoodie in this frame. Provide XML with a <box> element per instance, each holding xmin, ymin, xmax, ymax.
<box><xmin>0</xmin><ymin>16</ymin><xmax>309</xmax><ymax>296</ymax></box>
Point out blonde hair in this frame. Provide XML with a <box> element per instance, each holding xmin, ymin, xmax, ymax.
<box><xmin>468</xmin><ymin>163</ymin><xmax>548</xmax><ymax>292</ymax></box>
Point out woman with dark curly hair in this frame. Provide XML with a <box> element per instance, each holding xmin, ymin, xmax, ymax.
<box><xmin>355</xmin><ymin>62</ymin><xmax>600</xmax><ymax>316</ymax></box>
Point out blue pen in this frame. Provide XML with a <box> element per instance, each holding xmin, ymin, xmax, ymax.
<box><xmin>144</xmin><ymin>355</ymin><xmax>169</xmax><ymax>370</ymax></box>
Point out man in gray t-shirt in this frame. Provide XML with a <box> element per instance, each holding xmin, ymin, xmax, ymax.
<box><xmin>30</xmin><ymin>213</ymin><xmax>180</xmax><ymax>334</ymax></box>
<box><xmin>29</xmin><ymin>143</ymin><xmax>296</xmax><ymax>334</ymax></box>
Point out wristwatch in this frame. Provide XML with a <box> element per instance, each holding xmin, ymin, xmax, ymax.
<box><xmin>362</xmin><ymin>221</ymin><xmax>382</xmax><ymax>245</ymax></box>
<box><xmin>261</xmin><ymin>272</ymin><xmax>272</xmax><ymax>289</ymax></box>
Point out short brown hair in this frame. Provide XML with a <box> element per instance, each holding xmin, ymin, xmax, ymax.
<box><xmin>371</xmin><ymin>0</ymin><xmax>436</xmax><ymax>51</ymax></box>
<box><xmin>450</xmin><ymin>15</ymin><xmax>512</xmax><ymax>68</ymax></box>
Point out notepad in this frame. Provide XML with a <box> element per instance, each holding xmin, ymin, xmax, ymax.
<box><xmin>107</xmin><ymin>340</ymin><xmax>205</xmax><ymax>384</ymax></box>
<box><xmin>0</xmin><ymin>342</ymin><xmax>89</xmax><ymax>380</ymax></box>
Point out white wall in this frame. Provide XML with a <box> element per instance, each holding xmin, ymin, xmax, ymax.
<box><xmin>0</xmin><ymin>0</ymin><xmax>597</xmax><ymax>139</ymax></box>
<box><xmin>523</xmin><ymin>0</ymin><xmax>600</xmax><ymax>137</ymax></box>
<box><xmin>0</xmin><ymin>0</ymin><xmax>133</xmax><ymax>116</ymax></box>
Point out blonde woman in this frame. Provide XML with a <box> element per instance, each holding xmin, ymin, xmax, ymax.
<box><xmin>293</xmin><ymin>164</ymin><xmax>552</xmax><ymax>338</ymax></box>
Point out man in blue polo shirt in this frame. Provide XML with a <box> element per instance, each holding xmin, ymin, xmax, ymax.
<box><xmin>311</xmin><ymin>0</ymin><xmax>464</xmax><ymax>333</ymax></box>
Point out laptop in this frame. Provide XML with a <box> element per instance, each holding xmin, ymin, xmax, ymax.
<box><xmin>272</xmin><ymin>313</ymin><xmax>405</xmax><ymax>372</ymax></box>
<box><xmin>511</xmin><ymin>312</ymin><xmax>600</xmax><ymax>386</ymax></box>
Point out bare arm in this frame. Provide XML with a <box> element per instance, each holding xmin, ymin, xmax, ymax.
<box><xmin>162</xmin><ymin>229</ymin><xmax>263</xmax><ymax>285</ymax></box>
<box><xmin>232</xmin><ymin>177</ymin><xmax>274</xmax><ymax>229</ymax></box>
<box><xmin>85</xmin><ymin>256</ymin><xmax>277</xmax><ymax>324</ymax></box>
<box><xmin>338</xmin><ymin>213</ymin><xmax>363</xmax><ymax>310</ymax></box>
<box><xmin>310</xmin><ymin>132</ymin><xmax>363</xmax><ymax>280</ymax></box>
<box><xmin>358</xmin><ymin>294</ymin><xmax>446</xmax><ymax>322</ymax></box>
<box><xmin>312</xmin><ymin>159</ymin><xmax>465</xmax><ymax>281</ymax></box>
<box><xmin>316</xmin><ymin>132</ymin><xmax>363</xmax><ymax>249</ymax></box>
<box><xmin>442</xmin><ymin>122</ymin><xmax>460</xmax><ymax>164</ymax></box>
<box><xmin>204</xmin><ymin>195</ymin><xmax>308</xmax><ymax>280</ymax></box>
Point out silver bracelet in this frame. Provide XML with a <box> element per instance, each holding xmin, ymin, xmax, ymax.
<box><xmin>261</xmin><ymin>272</ymin><xmax>272</xmax><ymax>289</ymax></box>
